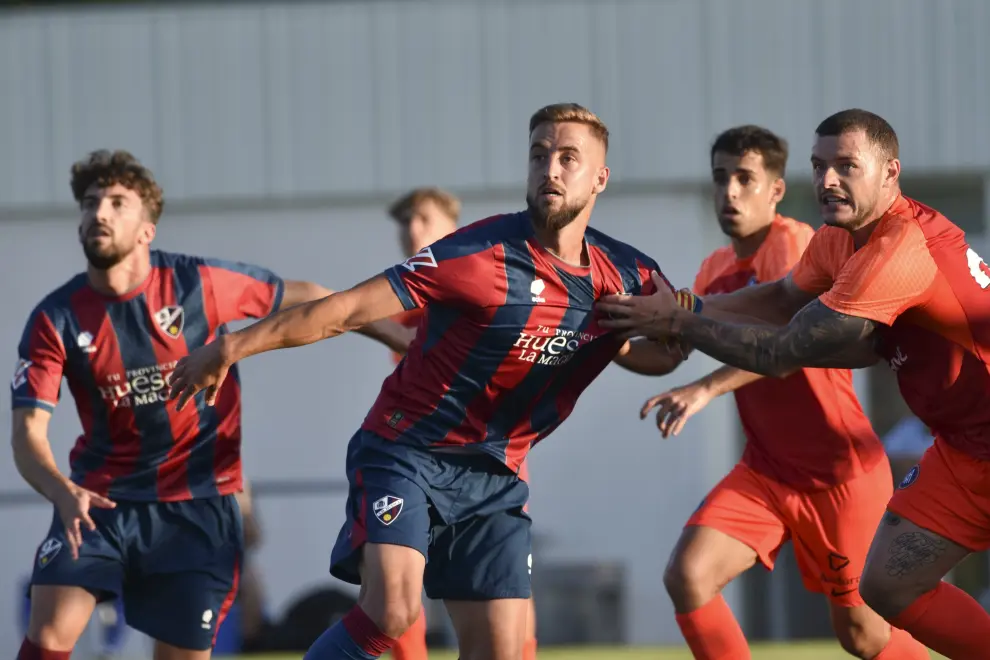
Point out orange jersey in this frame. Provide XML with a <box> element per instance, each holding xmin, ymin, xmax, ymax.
<box><xmin>694</xmin><ymin>216</ymin><xmax>884</xmax><ymax>489</ymax></box>
<box><xmin>791</xmin><ymin>195</ymin><xmax>990</xmax><ymax>460</ymax></box>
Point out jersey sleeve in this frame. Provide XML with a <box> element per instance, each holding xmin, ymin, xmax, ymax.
<box><xmin>819</xmin><ymin>222</ymin><xmax>938</xmax><ymax>325</ymax></box>
<box><xmin>384</xmin><ymin>234</ymin><xmax>495</xmax><ymax>310</ymax></box>
<box><xmin>11</xmin><ymin>309</ymin><xmax>66</xmax><ymax>413</ymax></box>
<box><xmin>202</xmin><ymin>259</ymin><xmax>285</xmax><ymax>324</ymax></box>
<box><xmin>789</xmin><ymin>227</ymin><xmax>841</xmax><ymax>295</ymax></box>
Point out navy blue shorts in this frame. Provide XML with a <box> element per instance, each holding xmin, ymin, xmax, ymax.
<box><xmin>330</xmin><ymin>430</ymin><xmax>532</xmax><ymax>601</ymax></box>
<box><xmin>30</xmin><ymin>494</ymin><xmax>242</xmax><ymax>651</ymax></box>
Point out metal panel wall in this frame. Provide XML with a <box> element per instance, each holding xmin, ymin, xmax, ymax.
<box><xmin>0</xmin><ymin>0</ymin><xmax>988</xmax><ymax>210</ymax></box>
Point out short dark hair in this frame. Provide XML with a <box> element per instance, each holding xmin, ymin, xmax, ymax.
<box><xmin>815</xmin><ymin>109</ymin><xmax>899</xmax><ymax>160</ymax></box>
<box><xmin>70</xmin><ymin>150</ymin><xmax>164</xmax><ymax>223</ymax></box>
<box><xmin>710</xmin><ymin>125</ymin><xmax>788</xmax><ymax>178</ymax></box>
<box><xmin>388</xmin><ymin>187</ymin><xmax>461</xmax><ymax>225</ymax></box>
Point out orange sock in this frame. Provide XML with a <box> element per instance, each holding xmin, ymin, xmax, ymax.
<box><xmin>391</xmin><ymin>609</ymin><xmax>429</xmax><ymax>660</ymax></box>
<box><xmin>873</xmin><ymin>626</ymin><xmax>929</xmax><ymax>659</ymax></box>
<box><xmin>890</xmin><ymin>582</ymin><xmax>990</xmax><ymax>659</ymax></box>
<box><xmin>674</xmin><ymin>595</ymin><xmax>750</xmax><ymax>660</ymax></box>
<box><xmin>523</xmin><ymin>636</ymin><xmax>537</xmax><ymax>660</ymax></box>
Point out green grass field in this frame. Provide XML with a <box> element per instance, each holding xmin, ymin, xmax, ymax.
<box><xmin>237</xmin><ymin>643</ymin><xmax>949</xmax><ymax>659</ymax></box>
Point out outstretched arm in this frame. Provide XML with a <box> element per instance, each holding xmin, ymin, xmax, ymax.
<box><xmin>700</xmin><ymin>275</ymin><xmax>816</xmax><ymax>326</ymax></box>
<box><xmin>667</xmin><ymin>299</ymin><xmax>880</xmax><ymax>378</ymax></box>
<box><xmin>281</xmin><ymin>280</ymin><xmax>414</xmax><ymax>355</ymax></box>
<box><xmin>169</xmin><ymin>275</ymin><xmax>405</xmax><ymax>408</ymax></box>
<box><xmin>227</xmin><ymin>274</ymin><xmax>403</xmax><ymax>360</ymax></box>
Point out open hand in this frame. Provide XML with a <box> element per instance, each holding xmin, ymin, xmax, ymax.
<box><xmin>597</xmin><ymin>272</ymin><xmax>680</xmax><ymax>340</ymax></box>
<box><xmin>53</xmin><ymin>483</ymin><xmax>115</xmax><ymax>560</ymax></box>
<box><xmin>167</xmin><ymin>340</ymin><xmax>230</xmax><ymax>410</ymax></box>
<box><xmin>640</xmin><ymin>380</ymin><xmax>715</xmax><ymax>438</ymax></box>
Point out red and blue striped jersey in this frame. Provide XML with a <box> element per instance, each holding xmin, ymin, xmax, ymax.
<box><xmin>362</xmin><ymin>211</ymin><xmax>665</xmax><ymax>471</ymax></box>
<box><xmin>10</xmin><ymin>250</ymin><xmax>284</xmax><ymax>502</ymax></box>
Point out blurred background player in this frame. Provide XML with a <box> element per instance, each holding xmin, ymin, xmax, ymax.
<box><xmin>598</xmin><ymin>108</ymin><xmax>990</xmax><ymax>659</ymax></box>
<box><xmin>166</xmin><ymin>103</ymin><xmax>695</xmax><ymax>660</ymax></box>
<box><xmin>385</xmin><ymin>187</ymin><xmax>539</xmax><ymax>660</ymax></box>
<box><xmin>10</xmin><ymin>150</ymin><xmax>412</xmax><ymax>660</ymax></box>
<box><xmin>637</xmin><ymin>126</ymin><xmax>927</xmax><ymax>660</ymax></box>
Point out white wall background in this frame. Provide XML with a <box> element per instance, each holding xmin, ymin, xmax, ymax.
<box><xmin>0</xmin><ymin>0</ymin><xmax>984</xmax><ymax>652</ymax></box>
<box><xmin>1</xmin><ymin>0</ymin><xmax>988</xmax><ymax>211</ymax></box>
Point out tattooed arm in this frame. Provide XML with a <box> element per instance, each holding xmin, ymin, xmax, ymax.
<box><xmin>667</xmin><ymin>299</ymin><xmax>881</xmax><ymax>378</ymax></box>
<box><xmin>700</xmin><ymin>275</ymin><xmax>816</xmax><ymax>326</ymax></box>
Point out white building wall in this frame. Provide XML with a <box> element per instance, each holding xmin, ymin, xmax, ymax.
<box><xmin>0</xmin><ymin>0</ymin><xmax>988</xmax><ymax>210</ymax></box>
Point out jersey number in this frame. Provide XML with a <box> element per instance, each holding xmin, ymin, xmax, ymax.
<box><xmin>966</xmin><ymin>248</ymin><xmax>990</xmax><ymax>289</ymax></box>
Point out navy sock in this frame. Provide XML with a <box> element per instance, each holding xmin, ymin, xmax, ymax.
<box><xmin>303</xmin><ymin>606</ymin><xmax>395</xmax><ymax>659</ymax></box>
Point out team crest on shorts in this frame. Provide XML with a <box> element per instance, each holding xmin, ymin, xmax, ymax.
<box><xmin>899</xmin><ymin>465</ymin><xmax>920</xmax><ymax>489</ymax></box>
<box><xmin>373</xmin><ymin>495</ymin><xmax>403</xmax><ymax>526</ymax></box>
<box><xmin>37</xmin><ymin>538</ymin><xmax>62</xmax><ymax>569</ymax></box>
<box><xmin>154</xmin><ymin>306</ymin><xmax>185</xmax><ymax>339</ymax></box>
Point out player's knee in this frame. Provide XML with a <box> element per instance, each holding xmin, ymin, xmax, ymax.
<box><xmin>28</xmin><ymin>623</ymin><xmax>79</xmax><ymax>653</ymax></box>
<box><xmin>832</xmin><ymin>615</ymin><xmax>888</xmax><ymax>659</ymax></box>
<box><xmin>369</xmin><ymin>599</ymin><xmax>422</xmax><ymax>639</ymax></box>
<box><xmin>663</xmin><ymin>550</ymin><xmax>718</xmax><ymax>606</ymax></box>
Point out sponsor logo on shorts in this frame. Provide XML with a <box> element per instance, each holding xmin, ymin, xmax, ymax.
<box><xmin>899</xmin><ymin>465</ymin><xmax>920</xmax><ymax>489</ymax></box>
<box><xmin>201</xmin><ymin>609</ymin><xmax>214</xmax><ymax>630</ymax></box>
<box><xmin>37</xmin><ymin>538</ymin><xmax>62</xmax><ymax>569</ymax></box>
<box><xmin>373</xmin><ymin>495</ymin><xmax>403</xmax><ymax>526</ymax></box>
<box><xmin>828</xmin><ymin>552</ymin><xmax>850</xmax><ymax>572</ymax></box>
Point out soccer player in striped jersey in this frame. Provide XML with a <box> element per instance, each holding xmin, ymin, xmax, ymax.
<box><xmin>12</xmin><ymin>150</ymin><xmax>411</xmax><ymax>660</ymax></box>
<box><xmin>385</xmin><ymin>187</ymin><xmax>538</xmax><ymax>660</ymax></box>
<box><xmin>167</xmin><ymin>103</ymin><xmax>696</xmax><ymax>660</ymax></box>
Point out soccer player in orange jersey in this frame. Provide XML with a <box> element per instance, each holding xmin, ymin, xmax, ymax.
<box><xmin>599</xmin><ymin>109</ymin><xmax>990</xmax><ymax>659</ymax></box>
<box><xmin>385</xmin><ymin>187</ymin><xmax>539</xmax><ymax>660</ymax></box>
<box><xmin>637</xmin><ymin>126</ymin><xmax>926</xmax><ymax>660</ymax></box>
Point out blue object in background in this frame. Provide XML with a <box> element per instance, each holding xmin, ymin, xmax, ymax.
<box><xmin>212</xmin><ymin>601</ymin><xmax>243</xmax><ymax>655</ymax></box>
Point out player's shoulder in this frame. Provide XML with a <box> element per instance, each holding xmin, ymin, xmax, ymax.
<box><xmin>700</xmin><ymin>245</ymin><xmax>735</xmax><ymax>270</ymax></box>
<box><xmin>149</xmin><ymin>249</ymin><xmax>211</xmax><ymax>272</ymax></box>
<box><xmin>449</xmin><ymin>212</ymin><xmax>525</xmax><ymax>242</ymax></box>
<box><xmin>771</xmin><ymin>215</ymin><xmax>816</xmax><ymax>243</ymax></box>
<box><xmin>883</xmin><ymin>195</ymin><xmax>960</xmax><ymax>245</ymax></box>
<box><xmin>24</xmin><ymin>273</ymin><xmax>89</xmax><ymax>331</ymax></box>
<box><xmin>585</xmin><ymin>225</ymin><xmax>658</xmax><ymax>269</ymax></box>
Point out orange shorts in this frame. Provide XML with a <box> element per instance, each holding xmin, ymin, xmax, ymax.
<box><xmin>888</xmin><ymin>435</ymin><xmax>990</xmax><ymax>551</ymax></box>
<box><xmin>688</xmin><ymin>460</ymin><xmax>892</xmax><ymax>607</ymax></box>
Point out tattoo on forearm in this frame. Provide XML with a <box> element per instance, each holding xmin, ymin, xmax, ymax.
<box><xmin>674</xmin><ymin>300</ymin><xmax>877</xmax><ymax>377</ymax></box>
<box><xmin>885</xmin><ymin>532</ymin><xmax>948</xmax><ymax>578</ymax></box>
